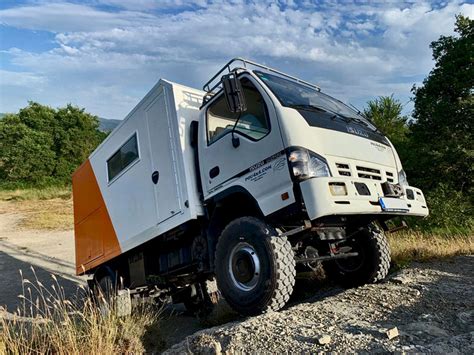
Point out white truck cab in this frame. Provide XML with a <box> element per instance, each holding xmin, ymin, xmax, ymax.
<box><xmin>199</xmin><ymin>61</ymin><xmax>427</xmax><ymax>221</ymax></box>
<box><xmin>73</xmin><ymin>58</ymin><xmax>428</xmax><ymax>316</ymax></box>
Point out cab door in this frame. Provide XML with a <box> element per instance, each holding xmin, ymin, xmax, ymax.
<box><xmin>199</xmin><ymin>74</ymin><xmax>293</xmax><ymax>215</ymax></box>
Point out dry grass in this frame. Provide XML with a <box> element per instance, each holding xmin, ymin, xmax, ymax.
<box><xmin>388</xmin><ymin>231</ymin><xmax>474</xmax><ymax>265</ymax></box>
<box><xmin>0</xmin><ymin>268</ymin><xmax>159</xmax><ymax>354</ymax></box>
<box><xmin>0</xmin><ymin>199</ymin><xmax>73</xmax><ymax>231</ymax></box>
<box><xmin>17</xmin><ymin>199</ymin><xmax>73</xmax><ymax>231</ymax></box>
<box><xmin>0</xmin><ymin>187</ymin><xmax>73</xmax><ymax>231</ymax></box>
<box><xmin>0</xmin><ymin>186</ymin><xmax>71</xmax><ymax>202</ymax></box>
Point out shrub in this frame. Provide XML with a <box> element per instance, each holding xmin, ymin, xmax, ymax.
<box><xmin>0</xmin><ymin>102</ymin><xmax>106</xmax><ymax>186</ymax></box>
<box><xmin>408</xmin><ymin>183</ymin><xmax>473</xmax><ymax>233</ymax></box>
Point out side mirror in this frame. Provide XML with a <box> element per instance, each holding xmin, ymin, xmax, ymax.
<box><xmin>221</xmin><ymin>73</ymin><xmax>247</xmax><ymax>113</ymax></box>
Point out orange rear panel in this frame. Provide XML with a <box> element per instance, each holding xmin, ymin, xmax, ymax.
<box><xmin>72</xmin><ymin>160</ymin><xmax>121</xmax><ymax>275</ymax></box>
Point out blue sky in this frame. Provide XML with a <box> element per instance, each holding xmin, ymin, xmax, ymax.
<box><xmin>0</xmin><ymin>0</ymin><xmax>472</xmax><ymax>119</ymax></box>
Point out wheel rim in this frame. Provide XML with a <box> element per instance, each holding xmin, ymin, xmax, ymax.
<box><xmin>228</xmin><ymin>242</ymin><xmax>261</xmax><ymax>292</ymax></box>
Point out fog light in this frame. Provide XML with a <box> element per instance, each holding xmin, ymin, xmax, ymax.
<box><xmin>329</xmin><ymin>182</ymin><xmax>347</xmax><ymax>196</ymax></box>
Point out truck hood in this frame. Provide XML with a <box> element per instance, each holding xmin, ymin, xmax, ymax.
<box><xmin>282</xmin><ymin>108</ymin><xmax>398</xmax><ymax>171</ymax></box>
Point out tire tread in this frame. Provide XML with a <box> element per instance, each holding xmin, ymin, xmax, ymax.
<box><xmin>266</xmin><ymin>234</ymin><xmax>296</xmax><ymax>311</ymax></box>
<box><xmin>368</xmin><ymin>224</ymin><xmax>391</xmax><ymax>283</ymax></box>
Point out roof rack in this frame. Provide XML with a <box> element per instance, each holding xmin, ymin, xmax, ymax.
<box><xmin>202</xmin><ymin>57</ymin><xmax>321</xmax><ymax>103</ymax></box>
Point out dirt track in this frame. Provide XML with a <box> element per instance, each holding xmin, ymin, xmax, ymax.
<box><xmin>0</xmin><ymin>207</ymin><xmax>84</xmax><ymax>312</ymax></box>
<box><xmin>1</xmin><ymin>204</ymin><xmax>473</xmax><ymax>353</ymax></box>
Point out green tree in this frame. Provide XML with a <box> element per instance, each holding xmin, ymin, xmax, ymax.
<box><xmin>0</xmin><ymin>114</ymin><xmax>56</xmax><ymax>184</ymax></box>
<box><xmin>50</xmin><ymin>104</ymin><xmax>107</xmax><ymax>181</ymax></box>
<box><xmin>0</xmin><ymin>102</ymin><xmax>106</xmax><ymax>186</ymax></box>
<box><xmin>409</xmin><ymin>15</ymin><xmax>473</xmax><ymax>194</ymax></box>
<box><xmin>364</xmin><ymin>95</ymin><xmax>409</xmax><ymax>148</ymax></box>
<box><xmin>405</xmin><ymin>15</ymin><xmax>473</xmax><ymax>231</ymax></box>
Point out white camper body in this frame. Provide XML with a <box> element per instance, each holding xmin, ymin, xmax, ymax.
<box><xmin>73</xmin><ymin>80</ymin><xmax>204</xmax><ymax>273</ymax></box>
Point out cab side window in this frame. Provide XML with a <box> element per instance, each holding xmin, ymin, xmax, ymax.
<box><xmin>207</xmin><ymin>78</ymin><xmax>270</xmax><ymax>144</ymax></box>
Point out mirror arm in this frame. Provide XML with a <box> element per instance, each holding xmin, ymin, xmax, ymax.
<box><xmin>231</xmin><ymin>111</ymin><xmax>242</xmax><ymax>148</ymax></box>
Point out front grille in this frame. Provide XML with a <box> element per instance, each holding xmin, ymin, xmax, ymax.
<box><xmin>356</xmin><ymin>166</ymin><xmax>382</xmax><ymax>180</ymax></box>
<box><xmin>336</xmin><ymin>163</ymin><xmax>351</xmax><ymax>177</ymax></box>
<box><xmin>335</xmin><ymin>161</ymin><xmax>395</xmax><ymax>182</ymax></box>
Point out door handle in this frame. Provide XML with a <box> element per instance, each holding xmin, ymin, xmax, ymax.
<box><xmin>209</xmin><ymin>166</ymin><xmax>220</xmax><ymax>179</ymax></box>
<box><xmin>151</xmin><ymin>171</ymin><xmax>160</xmax><ymax>184</ymax></box>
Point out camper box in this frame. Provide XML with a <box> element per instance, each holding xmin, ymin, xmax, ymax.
<box><xmin>72</xmin><ymin>80</ymin><xmax>205</xmax><ymax>275</ymax></box>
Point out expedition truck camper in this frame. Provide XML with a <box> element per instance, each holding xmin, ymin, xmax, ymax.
<box><xmin>73</xmin><ymin>58</ymin><xmax>428</xmax><ymax>315</ymax></box>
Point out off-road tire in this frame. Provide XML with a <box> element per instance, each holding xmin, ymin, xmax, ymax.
<box><xmin>91</xmin><ymin>267</ymin><xmax>122</xmax><ymax>305</ymax></box>
<box><xmin>214</xmin><ymin>217</ymin><xmax>295</xmax><ymax>316</ymax></box>
<box><xmin>93</xmin><ymin>274</ymin><xmax>115</xmax><ymax>301</ymax></box>
<box><xmin>325</xmin><ymin>223</ymin><xmax>391</xmax><ymax>287</ymax></box>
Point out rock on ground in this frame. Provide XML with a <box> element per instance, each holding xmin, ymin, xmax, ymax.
<box><xmin>165</xmin><ymin>256</ymin><xmax>474</xmax><ymax>354</ymax></box>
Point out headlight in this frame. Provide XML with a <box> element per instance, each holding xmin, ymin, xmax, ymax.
<box><xmin>287</xmin><ymin>148</ymin><xmax>331</xmax><ymax>180</ymax></box>
<box><xmin>398</xmin><ymin>169</ymin><xmax>409</xmax><ymax>186</ymax></box>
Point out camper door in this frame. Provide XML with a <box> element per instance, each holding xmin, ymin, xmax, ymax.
<box><xmin>145</xmin><ymin>87</ymin><xmax>182</xmax><ymax>224</ymax></box>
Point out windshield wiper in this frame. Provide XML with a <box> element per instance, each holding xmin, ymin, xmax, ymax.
<box><xmin>349</xmin><ymin>103</ymin><xmax>365</xmax><ymax>117</ymax></box>
<box><xmin>343</xmin><ymin>115</ymin><xmax>381</xmax><ymax>134</ymax></box>
<box><xmin>288</xmin><ymin>104</ymin><xmax>325</xmax><ymax>112</ymax></box>
<box><xmin>289</xmin><ymin>104</ymin><xmax>352</xmax><ymax>123</ymax></box>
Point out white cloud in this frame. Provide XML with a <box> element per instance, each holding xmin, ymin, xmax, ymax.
<box><xmin>0</xmin><ymin>0</ymin><xmax>472</xmax><ymax>118</ymax></box>
<box><xmin>0</xmin><ymin>2</ymin><xmax>154</xmax><ymax>32</ymax></box>
<box><xmin>0</xmin><ymin>69</ymin><xmax>46</xmax><ymax>87</ymax></box>
<box><xmin>93</xmin><ymin>0</ymin><xmax>209</xmax><ymax>11</ymax></box>
<box><xmin>0</xmin><ymin>69</ymin><xmax>47</xmax><ymax>113</ymax></box>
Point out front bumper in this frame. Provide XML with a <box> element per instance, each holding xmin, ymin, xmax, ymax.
<box><xmin>299</xmin><ymin>177</ymin><xmax>429</xmax><ymax>221</ymax></box>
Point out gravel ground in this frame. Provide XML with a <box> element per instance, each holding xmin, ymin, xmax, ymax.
<box><xmin>166</xmin><ymin>255</ymin><xmax>474</xmax><ymax>354</ymax></box>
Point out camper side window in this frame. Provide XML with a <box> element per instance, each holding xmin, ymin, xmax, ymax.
<box><xmin>107</xmin><ymin>134</ymin><xmax>139</xmax><ymax>181</ymax></box>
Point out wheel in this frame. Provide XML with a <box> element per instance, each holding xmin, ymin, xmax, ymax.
<box><xmin>92</xmin><ymin>267</ymin><xmax>119</xmax><ymax>305</ymax></box>
<box><xmin>214</xmin><ymin>216</ymin><xmax>295</xmax><ymax>316</ymax></box>
<box><xmin>183</xmin><ymin>281</ymin><xmax>219</xmax><ymax>318</ymax></box>
<box><xmin>325</xmin><ymin>223</ymin><xmax>391</xmax><ymax>287</ymax></box>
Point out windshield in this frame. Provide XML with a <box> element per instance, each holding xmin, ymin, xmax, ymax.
<box><xmin>254</xmin><ymin>71</ymin><xmax>377</xmax><ymax>131</ymax></box>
